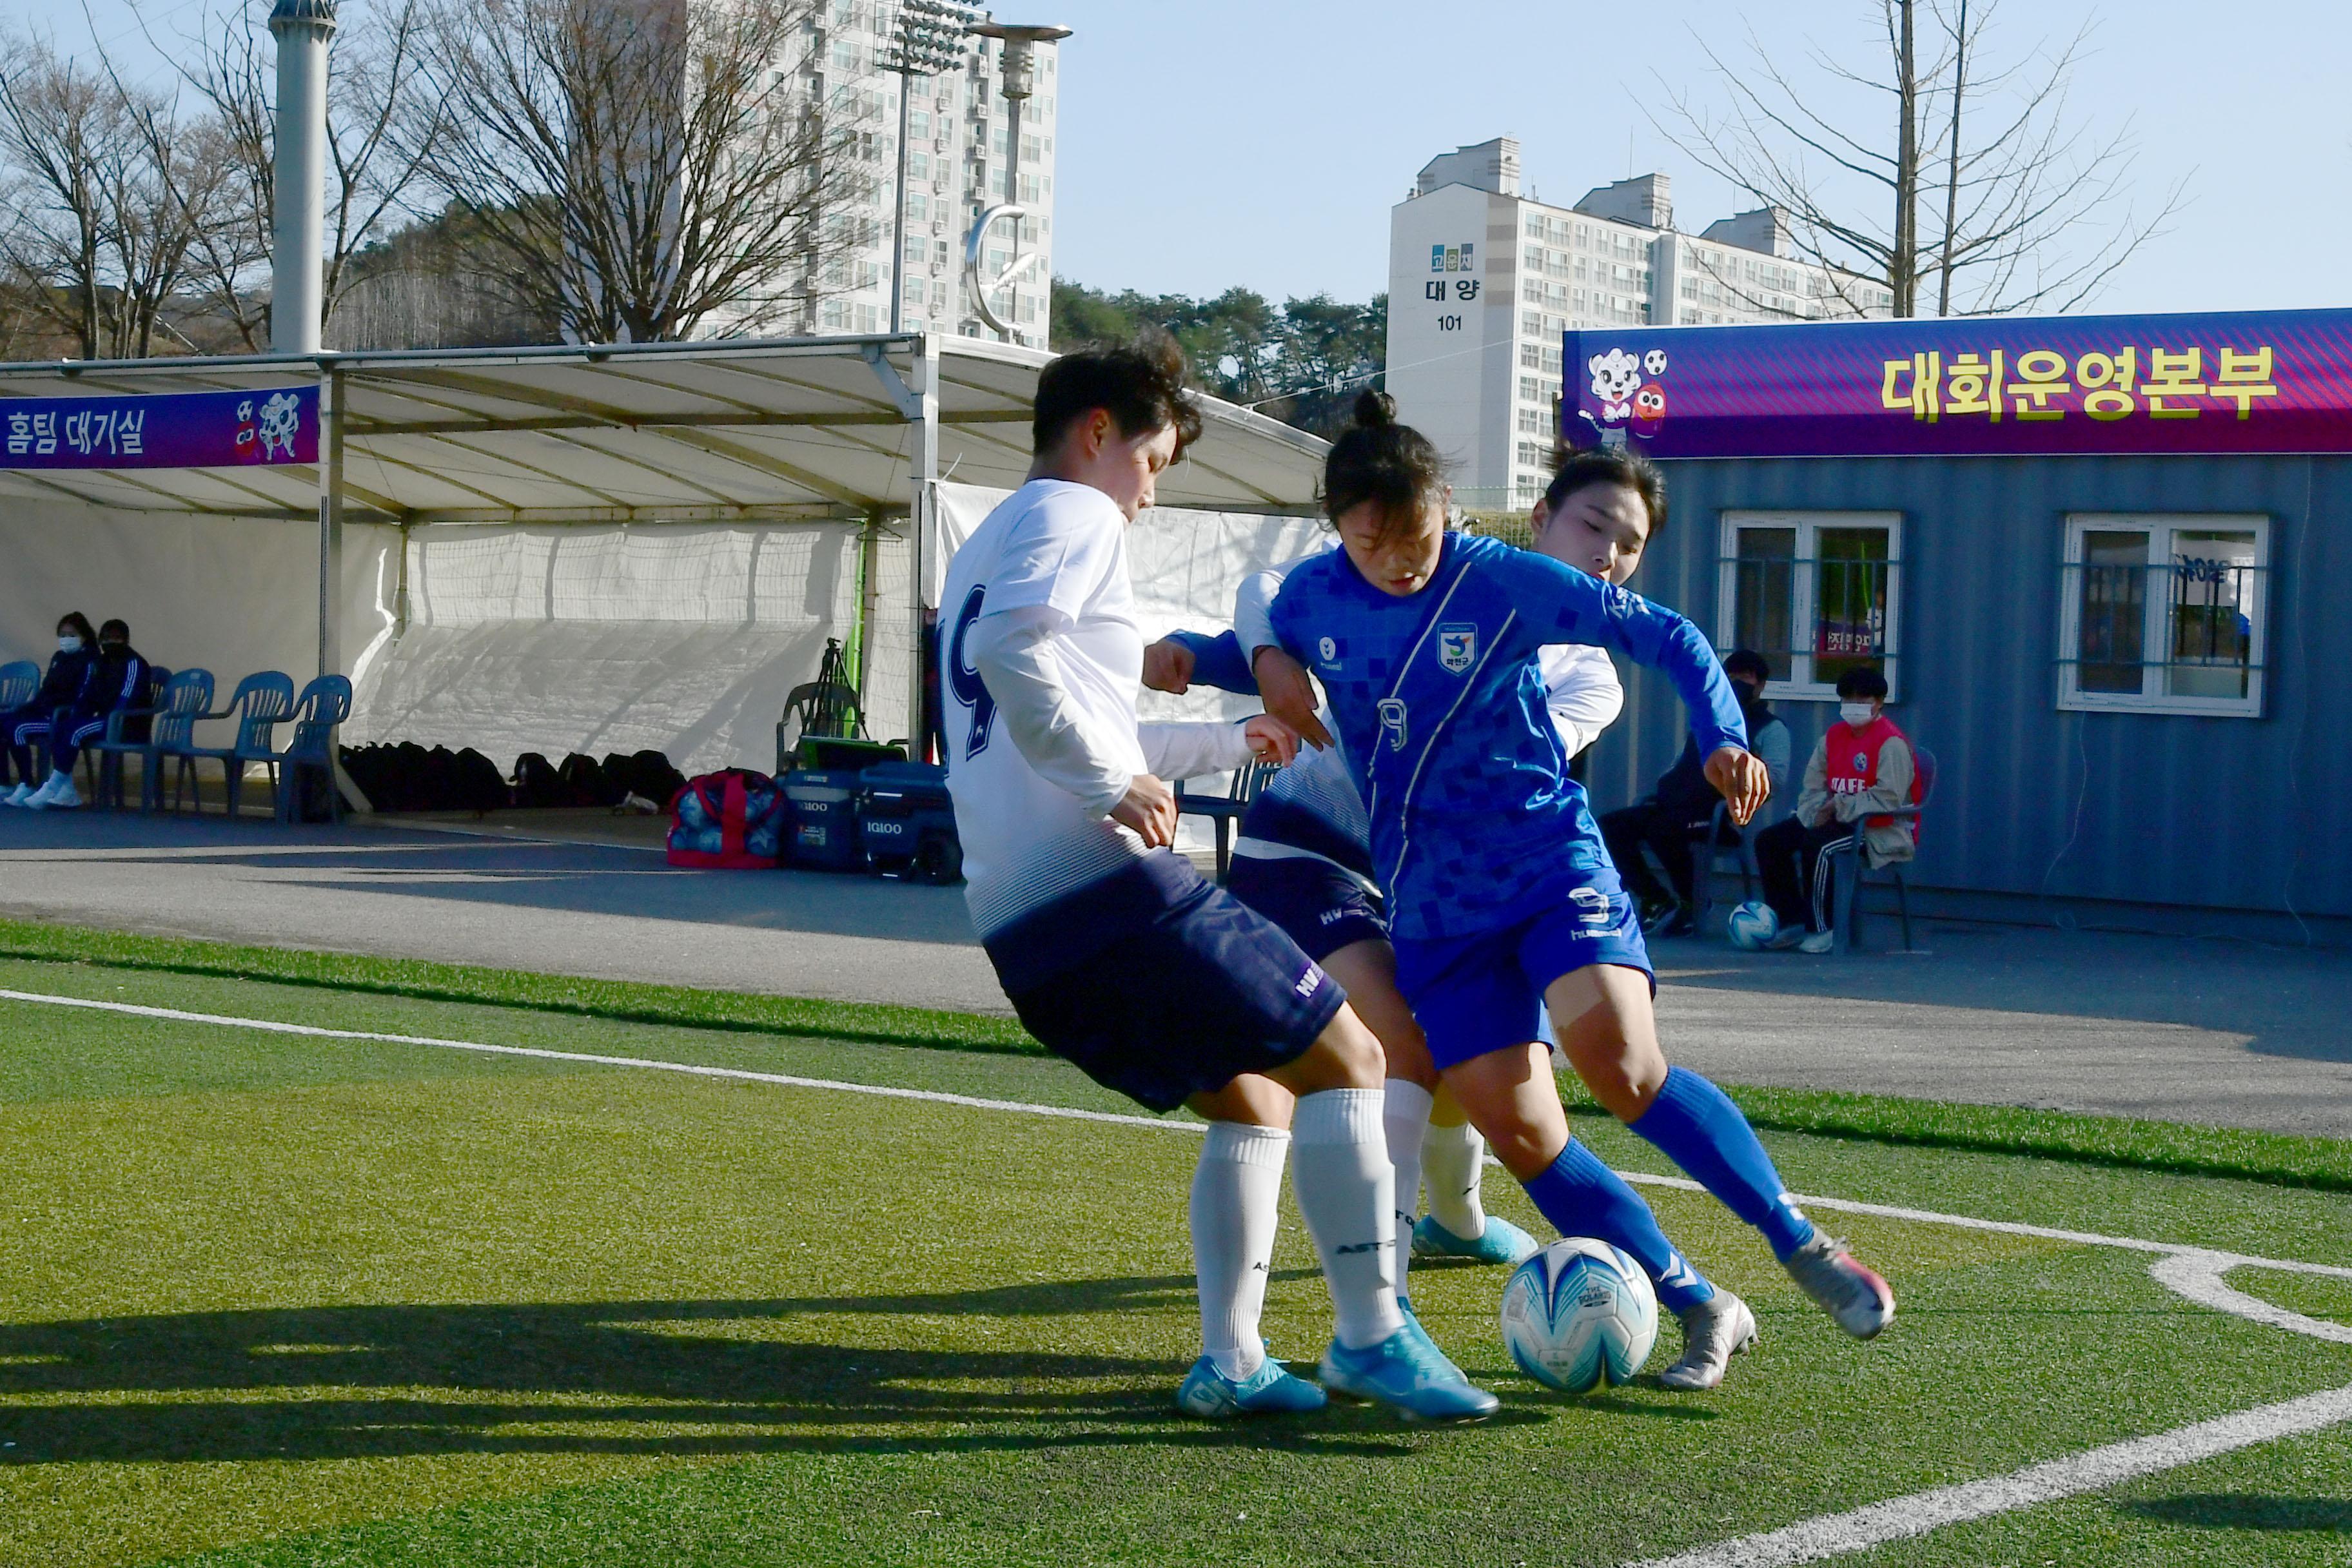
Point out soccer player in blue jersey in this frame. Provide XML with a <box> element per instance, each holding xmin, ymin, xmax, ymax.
<box><xmin>939</xmin><ymin>340</ymin><xmax>1495</xmax><ymax>1422</ymax></box>
<box><xmin>1148</xmin><ymin>444</ymin><xmax>1782</xmax><ymax>1388</ymax></box>
<box><xmin>1254</xmin><ymin>392</ymin><xmax>1896</xmax><ymax>1377</ymax></box>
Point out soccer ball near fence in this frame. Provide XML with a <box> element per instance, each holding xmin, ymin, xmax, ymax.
<box><xmin>1499</xmin><ymin>1238</ymin><xmax>1660</xmax><ymax>1393</ymax></box>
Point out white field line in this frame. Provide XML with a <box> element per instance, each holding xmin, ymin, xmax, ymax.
<box><xmin>5</xmin><ymin>983</ymin><xmax>2351</xmax><ymax>1566</ymax></box>
<box><xmin>4</xmin><ymin>988</ymin><xmax>2347</xmax><ymax>1297</ymax></box>
<box><xmin>1627</xmin><ymin>1381</ymin><xmax>2352</xmax><ymax>1568</ymax></box>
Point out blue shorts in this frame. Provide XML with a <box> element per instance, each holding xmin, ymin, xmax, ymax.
<box><xmin>1225</xmin><ymin>852</ymin><xmax>1388</xmax><ymax>963</ymax></box>
<box><xmin>989</xmin><ymin>852</ymin><xmax>1348</xmax><ymax>1113</ymax></box>
<box><xmin>1390</xmin><ymin>884</ymin><xmax>1654</xmax><ymax>1070</ymax></box>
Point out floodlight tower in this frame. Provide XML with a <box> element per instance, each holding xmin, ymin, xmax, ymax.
<box><xmin>880</xmin><ymin>2</ymin><xmax>978</xmax><ymax>334</ymax></box>
<box><xmin>268</xmin><ymin>0</ymin><xmax>337</xmax><ymax>353</ymax></box>
<box><xmin>963</xmin><ymin>20</ymin><xmax>1069</xmax><ymax>346</ymax></box>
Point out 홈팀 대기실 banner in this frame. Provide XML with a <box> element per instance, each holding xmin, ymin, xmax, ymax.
<box><xmin>1562</xmin><ymin>308</ymin><xmax>2352</xmax><ymax>459</ymax></box>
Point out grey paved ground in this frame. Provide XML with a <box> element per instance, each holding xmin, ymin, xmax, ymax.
<box><xmin>1</xmin><ymin>810</ymin><xmax>2346</xmax><ymax>1139</ymax></box>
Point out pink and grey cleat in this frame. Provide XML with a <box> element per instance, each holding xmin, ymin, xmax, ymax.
<box><xmin>1781</xmin><ymin>1232</ymin><xmax>1895</xmax><ymax>1338</ymax></box>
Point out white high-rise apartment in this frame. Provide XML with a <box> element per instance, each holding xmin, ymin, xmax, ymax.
<box><xmin>1388</xmin><ymin>137</ymin><xmax>1893</xmax><ymax>510</ymax></box>
<box><xmin>799</xmin><ymin>3</ymin><xmax>1059</xmax><ymax>344</ymax></box>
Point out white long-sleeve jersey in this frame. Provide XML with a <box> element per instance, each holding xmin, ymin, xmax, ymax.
<box><xmin>941</xmin><ymin>479</ymin><xmax>1259</xmax><ymax>939</ymax></box>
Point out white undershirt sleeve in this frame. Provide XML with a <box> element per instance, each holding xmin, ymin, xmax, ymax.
<box><xmin>965</xmin><ymin>603</ymin><xmax>1131</xmax><ymax>816</ymax></box>
<box><xmin>1542</xmin><ymin>647</ymin><xmax>1626</xmax><ymax>757</ymax></box>
<box><xmin>1233</xmin><ymin>553</ymin><xmax>1319</xmax><ymax>660</ymax></box>
<box><xmin>1139</xmin><ymin>721</ymin><xmax>1257</xmax><ymax>782</ymax></box>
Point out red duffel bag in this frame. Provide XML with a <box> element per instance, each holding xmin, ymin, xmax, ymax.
<box><xmin>666</xmin><ymin>769</ymin><xmax>787</xmax><ymax>870</ymax></box>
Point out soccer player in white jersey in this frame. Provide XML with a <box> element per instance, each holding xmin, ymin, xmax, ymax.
<box><xmin>937</xmin><ymin>338</ymin><xmax>1495</xmax><ymax>1422</ymax></box>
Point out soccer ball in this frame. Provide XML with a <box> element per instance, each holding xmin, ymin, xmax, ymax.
<box><xmin>1725</xmin><ymin>899</ymin><xmax>1779</xmax><ymax>952</ymax></box>
<box><xmin>1499</xmin><ymin>1238</ymin><xmax>1659</xmax><ymax>1393</ymax></box>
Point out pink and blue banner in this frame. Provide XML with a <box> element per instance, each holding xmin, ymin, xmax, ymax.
<box><xmin>1563</xmin><ymin>309</ymin><xmax>2352</xmax><ymax>459</ymax></box>
<box><xmin>0</xmin><ymin>386</ymin><xmax>318</xmax><ymax>469</ymax></box>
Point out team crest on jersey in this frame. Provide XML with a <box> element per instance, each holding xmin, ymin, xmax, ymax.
<box><xmin>1436</xmin><ymin>623</ymin><xmax>1477</xmax><ymax>674</ymax></box>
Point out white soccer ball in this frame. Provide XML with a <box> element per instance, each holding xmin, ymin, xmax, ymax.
<box><xmin>1499</xmin><ymin>1237</ymin><xmax>1659</xmax><ymax>1393</ymax></box>
<box><xmin>1725</xmin><ymin>899</ymin><xmax>1779</xmax><ymax>952</ymax></box>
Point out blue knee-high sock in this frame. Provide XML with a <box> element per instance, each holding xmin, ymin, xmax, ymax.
<box><xmin>1629</xmin><ymin>1066</ymin><xmax>1816</xmax><ymax>1260</ymax></box>
<box><xmin>1522</xmin><ymin>1138</ymin><xmax>1715</xmax><ymax>1314</ymax></box>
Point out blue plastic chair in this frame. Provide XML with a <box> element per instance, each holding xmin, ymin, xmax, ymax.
<box><xmin>1832</xmin><ymin>744</ymin><xmax>1937</xmax><ymax>954</ymax></box>
<box><xmin>277</xmin><ymin>674</ymin><xmax>353</xmax><ymax>824</ymax></box>
<box><xmin>179</xmin><ymin>672</ymin><xmax>297</xmax><ymax>818</ymax></box>
<box><xmin>0</xmin><ymin>660</ymin><xmax>35</xmax><ymax>711</ymax></box>
<box><xmin>91</xmin><ymin>669</ymin><xmax>212</xmax><ymax>812</ymax></box>
<box><xmin>1174</xmin><ymin>760</ymin><xmax>1276</xmax><ymax>884</ymax></box>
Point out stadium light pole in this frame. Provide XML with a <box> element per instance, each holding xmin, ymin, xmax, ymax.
<box><xmin>268</xmin><ymin>0</ymin><xmax>337</xmax><ymax>354</ymax></box>
<box><xmin>880</xmin><ymin>2</ymin><xmax>977</xmax><ymax>335</ymax></box>
<box><xmin>963</xmin><ymin>21</ymin><xmax>1070</xmax><ymax>347</ymax></box>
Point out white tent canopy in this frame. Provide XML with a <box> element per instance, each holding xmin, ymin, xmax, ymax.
<box><xmin>0</xmin><ymin>335</ymin><xmax>1330</xmax><ymax>777</ymax></box>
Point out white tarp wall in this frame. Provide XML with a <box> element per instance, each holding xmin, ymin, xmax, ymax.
<box><xmin>346</xmin><ymin>521</ymin><xmax>867</xmax><ymax>776</ymax></box>
<box><xmin>0</xmin><ymin>500</ymin><xmax>397</xmax><ymax>705</ymax></box>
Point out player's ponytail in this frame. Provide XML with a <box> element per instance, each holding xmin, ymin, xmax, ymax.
<box><xmin>1322</xmin><ymin>388</ymin><xmax>1447</xmax><ymax>542</ymax></box>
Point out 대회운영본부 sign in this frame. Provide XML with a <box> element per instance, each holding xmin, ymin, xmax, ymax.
<box><xmin>0</xmin><ymin>386</ymin><xmax>318</xmax><ymax>469</ymax></box>
<box><xmin>1562</xmin><ymin>309</ymin><xmax>2352</xmax><ymax>459</ymax></box>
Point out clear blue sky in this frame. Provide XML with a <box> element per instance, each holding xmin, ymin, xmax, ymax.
<box><xmin>46</xmin><ymin>0</ymin><xmax>2349</xmax><ymax>317</ymax></box>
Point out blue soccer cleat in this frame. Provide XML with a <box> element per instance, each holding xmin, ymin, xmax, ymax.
<box><xmin>1175</xmin><ymin>1354</ymin><xmax>1328</xmax><ymax>1418</ymax></box>
<box><xmin>1413</xmin><ymin>1213</ymin><xmax>1542</xmax><ymax>1266</ymax></box>
<box><xmin>1318</xmin><ymin>1318</ymin><xmax>1499</xmax><ymax>1422</ymax></box>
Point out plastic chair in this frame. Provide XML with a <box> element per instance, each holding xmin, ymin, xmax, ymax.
<box><xmin>179</xmin><ymin>672</ymin><xmax>297</xmax><ymax>818</ymax></box>
<box><xmin>276</xmin><ymin>674</ymin><xmax>353</xmax><ymax>824</ymax></box>
<box><xmin>1690</xmin><ymin>800</ymin><xmax>1766</xmax><ymax>933</ymax></box>
<box><xmin>775</xmin><ymin>679</ymin><xmax>867</xmax><ymax>772</ymax></box>
<box><xmin>90</xmin><ymin>669</ymin><xmax>213</xmax><ymax>812</ymax></box>
<box><xmin>1175</xmin><ymin>760</ymin><xmax>1275</xmax><ymax>884</ymax></box>
<box><xmin>1832</xmin><ymin>744</ymin><xmax>1937</xmax><ymax>954</ymax></box>
<box><xmin>0</xmin><ymin>660</ymin><xmax>35</xmax><ymax>710</ymax></box>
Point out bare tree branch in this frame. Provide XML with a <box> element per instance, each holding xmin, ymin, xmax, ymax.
<box><xmin>1652</xmin><ymin>0</ymin><xmax>2190</xmax><ymax>318</ymax></box>
<box><xmin>395</xmin><ymin>0</ymin><xmax>878</xmax><ymax>344</ymax></box>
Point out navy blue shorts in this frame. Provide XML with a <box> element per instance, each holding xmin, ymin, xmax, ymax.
<box><xmin>990</xmin><ymin>853</ymin><xmax>1348</xmax><ymax>1113</ymax></box>
<box><xmin>1390</xmin><ymin>882</ymin><xmax>1654</xmax><ymax>1070</ymax></box>
<box><xmin>1225</xmin><ymin>852</ymin><xmax>1388</xmax><ymax>963</ymax></box>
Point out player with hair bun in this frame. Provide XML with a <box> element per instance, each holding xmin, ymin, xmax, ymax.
<box><xmin>1244</xmin><ymin>391</ymin><xmax>1895</xmax><ymax>1384</ymax></box>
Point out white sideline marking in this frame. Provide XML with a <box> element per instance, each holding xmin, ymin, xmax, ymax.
<box><xmin>8</xmin><ymin>983</ymin><xmax>2352</xmax><ymax>1567</ymax></box>
<box><xmin>1629</xmin><ymin>1381</ymin><xmax>2352</xmax><ymax>1568</ymax></box>
<box><xmin>0</xmin><ymin>988</ymin><xmax>1193</xmax><ymax>1135</ymax></box>
<box><xmin>5</xmin><ymin>987</ymin><xmax>2349</xmax><ymax>1295</ymax></box>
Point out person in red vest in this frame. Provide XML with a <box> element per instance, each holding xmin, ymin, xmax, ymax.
<box><xmin>1752</xmin><ymin>666</ymin><xmax>1917</xmax><ymax>954</ymax></box>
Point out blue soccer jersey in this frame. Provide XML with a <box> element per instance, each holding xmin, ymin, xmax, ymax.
<box><xmin>1266</xmin><ymin>531</ymin><xmax>1747</xmax><ymax>939</ymax></box>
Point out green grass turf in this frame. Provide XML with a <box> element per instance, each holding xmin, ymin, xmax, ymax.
<box><xmin>2</xmin><ymin>916</ymin><xmax>2344</xmax><ymax>1193</ymax></box>
<box><xmin>0</xmin><ymin>964</ymin><xmax>2347</xmax><ymax>1567</ymax></box>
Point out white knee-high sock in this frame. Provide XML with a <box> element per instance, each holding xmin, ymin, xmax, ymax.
<box><xmin>1291</xmin><ymin>1087</ymin><xmax>1406</xmax><ymax>1351</ymax></box>
<box><xmin>1190</xmin><ymin>1121</ymin><xmax>1289</xmax><ymax>1380</ymax></box>
<box><xmin>1382</xmin><ymin>1079</ymin><xmax>1434</xmax><ymax>1294</ymax></box>
<box><xmin>1422</xmin><ymin>1119</ymin><xmax>1489</xmax><ymax>1238</ymax></box>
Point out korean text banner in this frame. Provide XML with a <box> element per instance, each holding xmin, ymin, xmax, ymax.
<box><xmin>1562</xmin><ymin>309</ymin><xmax>2352</xmax><ymax>458</ymax></box>
<box><xmin>0</xmin><ymin>386</ymin><xmax>318</xmax><ymax>469</ymax></box>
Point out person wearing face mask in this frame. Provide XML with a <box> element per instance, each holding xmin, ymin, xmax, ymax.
<box><xmin>19</xmin><ymin>619</ymin><xmax>150</xmax><ymax>812</ymax></box>
<box><xmin>1</xmin><ymin>612</ymin><xmax>99</xmax><ymax>808</ymax></box>
<box><xmin>1752</xmin><ymin>665</ymin><xmax>1917</xmax><ymax>954</ymax></box>
<box><xmin>1599</xmin><ymin>649</ymin><xmax>1790</xmax><ymax>938</ymax></box>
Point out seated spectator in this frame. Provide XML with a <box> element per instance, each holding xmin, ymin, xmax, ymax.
<box><xmin>6</xmin><ymin>617</ymin><xmax>146</xmax><ymax>812</ymax></box>
<box><xmin>2</xmin><ymin>612</ymin><xmax>98</xmax><ymax>808</ymax></box>
<box><xmin>1753</xmin><ymin>666</ymin><xmax>1917</xmax><ymax>954</ymax></box>
<box><xmin>1600</xmin><ymin>649</ymin><xmax>1787</xmax><ymax>937</ymax></box>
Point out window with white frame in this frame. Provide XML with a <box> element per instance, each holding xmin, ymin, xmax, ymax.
<box><xmin>1716</xmin><ymin>511</ymin><xmax>1902</xmax><ymax>700</ymax></box>
<box><xmin>2057</xmin><ymin>514</ymin><xmax>2268</xmax><ymax>716</ymax></box>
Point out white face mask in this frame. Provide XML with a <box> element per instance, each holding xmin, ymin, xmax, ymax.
<box><xmin>56</xmin><ymin>634</ymin><xmax>82</xmax><ymax>654</ymax></box>
<box><xmin>1839</xmin><ymin>701</ymin><xmax>1876</xmax><ymax>727</ymax></box>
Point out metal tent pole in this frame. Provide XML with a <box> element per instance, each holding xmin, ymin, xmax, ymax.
<box><xmin>906</xmin><ymin>335</ymin><xmax>939</xmax><ymax>758</ymax></box>
<box><xmin>316</xmin><ymin>364</ymin><xmax>345</xmax><ymax>679</ymax></box>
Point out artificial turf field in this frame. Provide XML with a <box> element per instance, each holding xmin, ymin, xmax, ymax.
<box><xmin>0</xmin><ymin>939</ymin><xmax>2347</xmax><ymax>1567</ymax></box>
